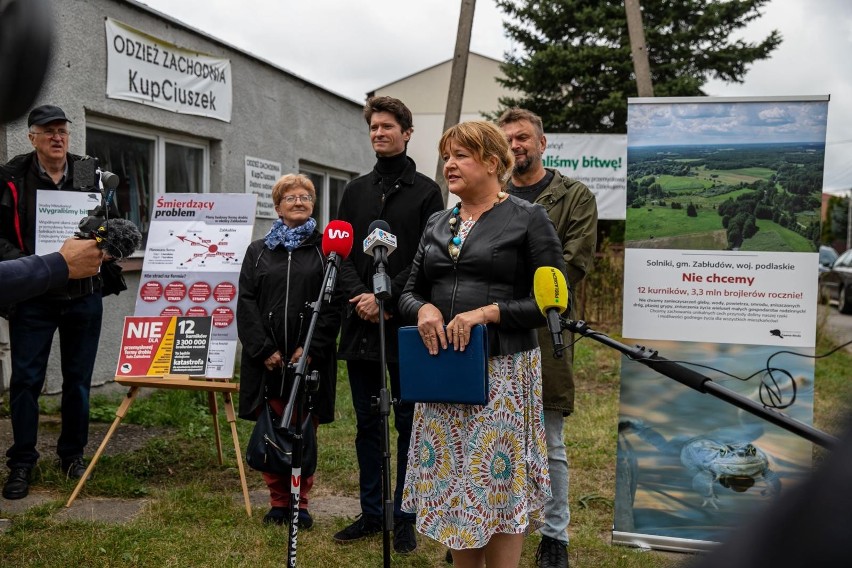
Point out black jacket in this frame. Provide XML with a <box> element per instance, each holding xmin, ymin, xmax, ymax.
<box><xmin>399</xmin><ymin>195</ymin><xmax>566</xmax><ymax>357</ymax></box>
<box><xmin>236</xmin><ymin>230</ymin><xmax>341</xmax><ymax>423</ymax></box>
<box><xmin>0</xmin><ymin>151</ymin><xmax>105</xmax><ymax>305</ymax></box>
<box><xmin>336</xmin><ymin>156</ymin><xmax>443</xmax><ymax>362</ymax></box>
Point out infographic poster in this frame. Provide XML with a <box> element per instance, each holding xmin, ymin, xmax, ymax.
<box><xmin>133</xmin><ymin>193</ymin><xmax>256</xmax><ymax>378</ymax></box>
<box><xmin>116</xmin><ymin>316</ymin><xmax>211</xmax><ymax>376</ymax></box>
<box><xmin>614</xmin><ymin>96</ymin><xmax>828</xmax><ymax>551</ymax></box>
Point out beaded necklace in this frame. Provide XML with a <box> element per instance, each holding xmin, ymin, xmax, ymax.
<box><xmin>448</xmin><ymin>191</ymin><xmax>507</xmax><ymax>262</ymax></box>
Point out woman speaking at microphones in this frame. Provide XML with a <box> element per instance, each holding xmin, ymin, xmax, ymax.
<box><xmin>398</xmin><ymin>121</ymin><xmax>566</xmax><ymax>567</ymax></box>
<box><xmin>237</xmin><ymin>174</ymin><xmax>341</xmax><ymax>528</ymax></box>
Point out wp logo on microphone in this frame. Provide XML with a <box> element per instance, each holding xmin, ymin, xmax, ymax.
<box><xmin>328</xmin><ymin>228</ymin><xmax>350</xmax><ymax>239</ymax></box>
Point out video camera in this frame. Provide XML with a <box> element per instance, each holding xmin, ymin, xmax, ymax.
<box><xmin>72</xmin><ymin>157</ymin><xmax>141</xmax><ymax>260</ymax></box>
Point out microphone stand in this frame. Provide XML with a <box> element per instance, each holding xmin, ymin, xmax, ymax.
<box><xmin>370</xmin><ymin>248</ymin><xmax>393</xmax><ymax>568</ymax></box>
<box><xmin>276</xmin><ymin>255</ymin><xmax>336</xmax><ymax>566</ymax></box>
<box><xmin>560</xmin><ymin>318</ymin><xmax>838</xmax><ymax>450</ymax></box>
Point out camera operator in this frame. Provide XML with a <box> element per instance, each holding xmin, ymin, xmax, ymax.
<box><xmin>0</xmin><ymin>105</ymin><xmax>112</xmax><ymax>499</ymax></box>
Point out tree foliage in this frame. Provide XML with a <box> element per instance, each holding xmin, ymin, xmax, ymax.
<box><xmin>495</xmin><ymin>0</ymin><xmax>781</xmax><ymax>133</ymax></box>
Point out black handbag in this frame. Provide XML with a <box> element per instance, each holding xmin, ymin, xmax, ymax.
<box><xmin>245</xmin><ymin>401</ymin><xmax>317</xmax><ymax>476</ymax></box>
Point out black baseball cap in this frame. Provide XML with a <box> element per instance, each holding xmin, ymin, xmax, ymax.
<box><xmin>27</xmin><ymin>105</ymin><xmax>72</xmax><ymax>127</ymax></box>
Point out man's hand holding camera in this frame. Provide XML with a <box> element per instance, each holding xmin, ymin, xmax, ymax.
<box><xmin>58</xmin><ymin>237</ymin><xmax>105</xmax><ymax>279</ymax></box>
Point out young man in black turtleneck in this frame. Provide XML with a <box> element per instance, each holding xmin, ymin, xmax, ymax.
<box><xmin>333</xmin><ymin>96</ymin><xmax>443</xmax><ymax>553</ymax></box>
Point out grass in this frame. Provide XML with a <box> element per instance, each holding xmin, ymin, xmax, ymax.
<box><xmin>2</xmin><ymin>318</ymin><xmax>851</xmax><ymax>567</ymax></box>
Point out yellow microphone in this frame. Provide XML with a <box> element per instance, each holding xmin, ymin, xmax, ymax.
<box><xmin>533</xmin><ymin>266</ymin><xmax>569</xmax><ymax>358</ymax></box>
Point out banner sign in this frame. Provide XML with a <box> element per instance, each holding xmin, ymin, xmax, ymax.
<box><xmin>614</xmin><ymin>96</ymin><xmax>828</xmax><ymax>551</ymax></box>
<box><xmin>543</xmin><ymin>133</ymin><xmax>626</xmax><ymax>220</ymax></box>
<box><xmin>245</xmin><ymin>156</ymin><xmax>281</xmax><ymax>219</ymax></box>
<box><xmin>105</xmin><ymin>18</ymin><xmax>233</xmax><ymax>122</ymax></box>
<box><xmin>116</xmin><ymin>316</ymin><xmax>211</xmax><ymax>376</ymax></box>
<box><xmin>133</xmin><ymin>193</ymin><xmax>256</xmax><ymax>378</ymax></box>
<box><xmin>34</xmin><ymin>190</ymin><xmax>100</xmax><ymax>255</ymax></box>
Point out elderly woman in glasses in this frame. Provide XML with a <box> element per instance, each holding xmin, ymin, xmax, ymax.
<box><xmin>237</xmin><ymin>173</ymin><xmax>341</xmax><ymax>528</ymax></box>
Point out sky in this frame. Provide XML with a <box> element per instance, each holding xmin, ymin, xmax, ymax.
<box><xmin>137</xmin><ymin>0</ymin><xmax>852</xmax><ymax>194</ymax></box>
<box><xmin>628</xmin><ymin>100</ymin><xmax>829</xmax><ymax>147</ymax></box>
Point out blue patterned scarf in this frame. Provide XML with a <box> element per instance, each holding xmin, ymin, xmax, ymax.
<box><xmin>264</xmin><ymin>217</ymin><xmax>317</xmax><ymax>251</ymax></box>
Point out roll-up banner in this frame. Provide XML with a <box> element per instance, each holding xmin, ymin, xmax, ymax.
<box><xmin>614</xmin><ymin>96</ymin><xmax>828</xmax><ymax>552</ymax></box>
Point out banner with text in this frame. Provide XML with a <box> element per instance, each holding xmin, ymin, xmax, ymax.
<box><xmin>105</xmin><ymin>18</ymin><xmax>232</xmax><ymax>122</ymax></box>
<box><xmin>245</xmin><ymin>156</ymin><xmax>281</xmax><ymax>219</ymax></box>
<box><xmin>34</xmin><ymin>190</ymin><xmax>100</xmax><ymax>255</ymax></box>
<box><xmin>613</xmin><ymin>96</ymin><xmax>828</xmax><ymax>551</ymax></box>
<box><xmin>543</xmin><ymin>133</ymin><xmax>626</xmax><ymax>220</ymax></box>
<box><xmin>133</xmin><ymin>193</ymin><xmax>256</xmax><ymax>378</ymax></box>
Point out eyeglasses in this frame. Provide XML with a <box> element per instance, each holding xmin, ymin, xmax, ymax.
<box><xmin>282</xmin><ymin>195</ymin><xmax>314</xmax><ymax>204</ymax></box>
<box><xmin>32</xmin><ymin>128</ymin><xmax>70</xmax><ymax>138</ymax></box>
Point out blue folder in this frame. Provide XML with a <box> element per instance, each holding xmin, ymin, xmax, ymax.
<box><xmin>398</xmin><ymin>324</ymin><xmax>489</xmax><ymax>405</ymax></box>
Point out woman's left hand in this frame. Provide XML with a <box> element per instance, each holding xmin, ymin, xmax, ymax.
<box><xmin>447</xmin><ymin>310</ymin><xmax>480</xmax><ymax>352</ymax></box>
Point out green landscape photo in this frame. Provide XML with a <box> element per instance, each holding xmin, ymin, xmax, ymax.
<box><xmin>626</xmin><ymin>99</ymin><xmax>828</xmax><ymax>252</ymax></box>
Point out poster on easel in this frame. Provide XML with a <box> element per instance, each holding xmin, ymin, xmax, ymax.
<box><xmin>613</xmin><ymin>96</ymin><xmax>828</xmax><ymax>552</ymax></box>
<box><xmin>133</xmin><ymin>193</ymin><xmax>256</xmax><ymax>377</ymax></box>
<box><xmin>116</xmin><ymin>316</ymin><xmax>212</xmax><ymax>376</ymax></box>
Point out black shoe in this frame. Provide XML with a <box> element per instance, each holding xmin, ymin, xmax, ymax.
<box><xmin>298</xmin><ymin>509</ymin><xmax>314</xmax><ymax>530</ymax></box>
<box><xmin>263</xmin><ymin>506</ymin><xmax>287</xmax><ymax>525</ymax></box>
<box><xmin>536</xmin><ymin>536</ymin><xmax>569</xmax><ymax>568</ymax></box>
<box><xmin>333</xmin><ymin>514</ymin><xmax>382</xmax><ymax>542</ymax></box>
<box><xmin>393</xmin><ymin>518</ymin><xmax>417</xmax><ymax>554</ymax></box>
<box><xmin>445</xmin><ymin>548</ymin><xmax>454</xmax><ymax>564</ymax></box>
<box><xmin>60</xmin><ymin>457</ymin><xmax>88</xmax><ymax>480</ymax></box>
<box><xmin>2</xmin><ymin>467</ymin><xmax>32</xmax><ymax>500</ymax></box>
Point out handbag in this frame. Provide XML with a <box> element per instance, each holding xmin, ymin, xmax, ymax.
<box><xmin>245</xmin><ymin>400</ymin><xmax>317</xmax><ymax>476</ymax></box>
<box><xmin>398</xmin><ymin>323</ymin><xmax>489</xmax><ymax>404</ymax></box>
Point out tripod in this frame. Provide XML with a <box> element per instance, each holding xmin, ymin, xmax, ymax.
<box><xmin>371</xmin><ymin>247</ymin><xmax>394</xmax><ymax>568</ymax></box>
<box><xmin>560</xmin><ymin>318</ymin><xmax>838</xmax><ymax>449</ymax></box>
<box><xmin>276</xmin><ymin>253</ymin><xmax>339</xmax><ymax>566</ymax></box>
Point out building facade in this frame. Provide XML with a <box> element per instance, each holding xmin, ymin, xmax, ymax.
<box><xmin>0</xmin><ymin>0</ymin><xmax>374</xmax><ymax>391</ymax></box>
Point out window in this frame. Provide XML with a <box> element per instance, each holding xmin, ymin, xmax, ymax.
<box><xmin>85</xmin><ymin>118</ymin><xmax>209</xmax><ymax>244</ymax></box>
<box><xmin>299</xmin><ymin>165</ymin><xmax>350</xmax><ymax>227</ymax></box>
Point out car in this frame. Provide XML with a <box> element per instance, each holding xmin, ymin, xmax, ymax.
<box><xmin>819</xmin><ymin>248</ymin><xmax>852</xmax><ymax>313</ymax></box>
<box><xmin>819</xmin><ymin>245</ymin><xmax>838</xmax><ymax>274</ymax></box>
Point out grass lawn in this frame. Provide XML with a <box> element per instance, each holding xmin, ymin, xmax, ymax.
<box><xmin>1</xmin><ymin>318</ymin><xmax>850</xmax><ymax>567</ymax></box>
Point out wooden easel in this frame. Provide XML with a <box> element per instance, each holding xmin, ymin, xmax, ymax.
<box><xmin>65</xmin><ymin>374</ymin><xmax>252</xmax><ymax>516</ymax></box>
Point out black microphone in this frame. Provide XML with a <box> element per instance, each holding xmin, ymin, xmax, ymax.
<box><xmin>77</xmin><ymin>214</ymin><xmax>142</xmax><ymax>259</ymax></box>
<box><xmin>363</xmin><ymin>219</ymin><xmax>397</xmax><ymax>268</ymax></box>
<box><xmin>363</xmin><ymin>220</ymin><xmax>396</xmax><ymax>300</ymax></box>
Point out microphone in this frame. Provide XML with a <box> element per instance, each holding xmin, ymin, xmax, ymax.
<box><xmin>77</xmin><ymin>214</ymin><xmax>142</xmax><ymax>259</ymax></box>
<box><xmin>321</xmin><ymin>220</ymin><xmax>354</xmax><ymax>302</ymax></box>
<box><xmin>533</xmin><ymin>266</ymin><xmax>569</xmax><ymax>358</ymax></box>
<box><xmin>364</xmin><ymin>220</ymin><xmax>396</xmax><ymax>300</ymax></box>
<box><xmin>363</xmin><ymin>219</ymin><xmax>397</xmax><ymax>267</ymax></box>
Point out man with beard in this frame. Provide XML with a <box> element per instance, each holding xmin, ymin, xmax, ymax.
<box><xmin>497</xmin><ymin>108</ymin><xmax>598</xmax><ymax>568</ymax></box>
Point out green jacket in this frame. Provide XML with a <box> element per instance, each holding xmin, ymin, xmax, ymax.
<box><xmin>533</xmin><ymin>169</ymin><xmax>598</xmax><ymax>414</ymax></box>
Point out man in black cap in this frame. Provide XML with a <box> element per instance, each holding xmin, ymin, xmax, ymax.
<box><xmin>0</xmin><ymin>104</ymin><xmax>106</xmax><ymax>499</ymax></box>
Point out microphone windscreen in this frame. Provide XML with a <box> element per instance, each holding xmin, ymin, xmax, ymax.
<box><xmin>101</xmin><ymin>218</ymin><xmax>142</xmax><ymax>258</ymax></box>
<box><xmin>368</xmin><ymin>219</ymin><xmax>391</xmax><ymax>233</ymax></box>
<box><xmin>322</xmin><ymin>220</ymin><xmax>354</xmax><ymax>258</ymax></box>
<box><xmin>533</xmin><ymin>266</ymin><xmax>569</xmax><ymax>315</ymax></box>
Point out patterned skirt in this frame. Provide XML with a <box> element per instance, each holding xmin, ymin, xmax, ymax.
<box><xmin>401</xmin><ymin>347</ymin><xmax>551</xmax><ymax>549</ymax></box>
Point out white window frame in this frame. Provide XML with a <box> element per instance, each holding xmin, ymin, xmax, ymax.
<box><xmin>85</xmin><ymin>116</ymin><xmax>210</xmax><ymax>195</ymax></box>
<box><xmin>299</xmin><ymin>163</ymin><xmax>350</xmax><ymax>227</ymax></box>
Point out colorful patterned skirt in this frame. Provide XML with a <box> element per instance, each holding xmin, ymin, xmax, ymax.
<box><xmin>401</xmin><ymin>347</ymin><xmax>551</xmax><ymax>549</ymax></box>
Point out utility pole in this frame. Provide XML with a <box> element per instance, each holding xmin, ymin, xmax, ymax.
<box><xmin>435</xmin><ymin>0</ymin><xmax>476</xmax><ymax>203</ymax></box>
<box><xmin>847</xmin><ymin>192</ymin><xmax>851</xmax><ymax>251</ymax></box>
<box><xmin>625</xmin><ymin>0</ymin><xmax>654</xmax><ymax>97</ymax></box>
